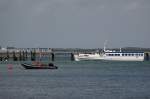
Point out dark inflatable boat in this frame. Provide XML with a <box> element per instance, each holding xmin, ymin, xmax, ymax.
<box><xmin>21</xmin><ymin>62</ymin><xmax>58</xmax><ymax>69</ymax></box>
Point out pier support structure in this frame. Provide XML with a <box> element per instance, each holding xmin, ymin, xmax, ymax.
<box><xmin>71</xmin><ymin>53</ymin><xmax>75</xmax><ymax>61</ymax></box>
<box><xmin>51</xmin><ymin>53</ymin><xmax>55</xmax><ymax>61</ymax></box>
<box><xmin>144</xmin><ymin>52</ymin><xmax>150</xmax><ymax>61</ymax></box>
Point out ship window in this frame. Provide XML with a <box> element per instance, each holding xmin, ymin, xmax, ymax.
<box><xmin>125</xmin><ymin>54</ymin><xmax>127</xmax><ymax>56</ymax></box>
<box><xmin>114</xmin><ymin>54</ymin><xmax>120</xmax><ymax>56</ymax></box>
<box><xmin>108</xmin><ymin>54</ymin><xmax>114</xmax><ymax>56</ymax></box>
<box><xmin>128</xmin><ymin>54</ymin><xmax>131</xmax><ymax>56</ymax></box>
<box><xmin>122</xmin><ymin>54</ymin><xmax>124</xmax><ymax>56</ymax></box>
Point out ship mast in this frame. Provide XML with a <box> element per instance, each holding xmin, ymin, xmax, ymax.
<box><xmin>104</xmin><ymin>40</ymin><xmax>107</xmax><ymax>52</ymax></box>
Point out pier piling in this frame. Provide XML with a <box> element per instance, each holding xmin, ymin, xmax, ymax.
<box><xmin>19</xmin><ymin>51</ymin><xmax>22</xmax><ymax>61</ymax></box>
<box><xmin>71</xmin><ymin>53</ymin><xmax>74</xmax><ymax>61</ymax></box>
<box><xmin>31</xmin><ymin>51</ymin><xmax>33</xmax><ymax>61</ymax></box>
<box><xmin>145</xmin><ymin>52</ymin><xmax>150</xmax><ymax>61</ymax></box>
<box><xmin>25</xmin><ymin>50</ymin><xmax>28</xmax><ymax>60</ymax></box>
<box><xmin>31</xmin><ymin>50</ymin><xmax>36</xmax><ymax>61</ymax></box>
<box><xmin>6</xmin><ymin>50</ymin><xmax>9</xmax><ymax>61</ymax></box>
<box><xmin>51</xmin><ymin>53</ymin><xmax>55</xmax><ymax>61</ymax></box>
<box><xmin>22</xmin><ymin>51</ymin><xmax>25</xmax><ymax>61</ymax></box>
<box><xmin>13</xmin><ymin>51</ymin><xmax>17</xmax><ymax>61</ymax></box>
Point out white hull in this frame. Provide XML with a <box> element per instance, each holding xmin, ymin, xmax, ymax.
<box><xmin>101</xmin><ymin>56</ymin><xmax>144</xmax><ymax>61</ymax></box>
<box><xmin>74</xmin><ymin>53</ymin><xmax>144</xmax><ymax>61</ymax></box>
<box><xmin>74</xmin><ymin>53</ymin><xmax>103</xmax><ymax>61</ymax></box>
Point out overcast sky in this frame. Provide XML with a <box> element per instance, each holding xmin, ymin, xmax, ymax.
<box><xmin>0</xmin><ymin>0</ymin><xmax>150</xmax><ymax>48</ymax></box>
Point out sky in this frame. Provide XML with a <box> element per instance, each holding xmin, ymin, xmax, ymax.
<box><xmin>0</xmin><ymin>0</ymin><xmax>150</xmax><ymax>48</ymax></box>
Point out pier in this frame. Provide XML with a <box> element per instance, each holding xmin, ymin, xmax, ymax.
<box><xmin>0</xmin><ymin>48</ymin><xmax>76</xmax><ymax>62</ymax></box>
<box><xmin>0</xmin><ymin>47</ymin><xmax>150</xmax><ymax>62</ymax></box>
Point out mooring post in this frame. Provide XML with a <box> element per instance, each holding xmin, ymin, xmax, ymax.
<box><xmin>30</xmin><ymin>51</ymin><xmax>32</xmax><ymax>61</ymax></box>
<box><xmin>31</xmin><ymin>51</ymin><xmax>35</xmax><ymax>61</ymax></box>
<box><xmin>25</xmin><ymin>50</ymin><xmax>28</xmax><ymax>60</ymax></box>
<box><xmin>22</xmin><ymin>51</ymin><xmax>25</xmax><ymax>61</ymax></box>
<box><xmin>6</xmin><ymin>50</ymin><xmax>9</xmax><ymax>61</ymax></box>
<box><xmin>145</xmin><ymin>52</ymin><xmax>150</xmax><ymax>61</ymax></box>
<box><xmin>19</xmin><ymin>51</ymin><xmax>22</xmax><ymax>61</ymax></box>
<box><xmin>31</xmin><ymin>50</ymin><xmax>36</xmax><ymax>61</ymax></box>
<box><xmin>13</xmin><ymin>51</ymin><xmax>17</xmax><ymax>61</ymax></box>
<box><xmin>34</xmin><ymin>50</ymin><xmax>36</xmax><ymax>61</ymax></box>
<box><xmin>71</xmin><ymin>53</ymin><xmax>74</xmax><ymax>61</ymax></box>
<box><xmin>51</xmin><ymin>53</ymin><xmax>55</xmax><ymax>61</ymax></box>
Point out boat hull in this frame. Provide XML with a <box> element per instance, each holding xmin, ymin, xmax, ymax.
<box><xmin>74</xmin><ymin>52</ymin><xmax>144</xmax><ymax>61</ymax></box>
<box><xmin>21</xmin><ymin>63</ymin><xmax>58</xmax><ymax>69</ymax></box>
<box><xmin>101</xmin><ymin>57</ymin><xmax>144</xmax><ymax>61</ymax></box>
<box><xmin>74</xmin><ymin>53</ymin><xmax>102</xmax><ymax>61</ymax></box>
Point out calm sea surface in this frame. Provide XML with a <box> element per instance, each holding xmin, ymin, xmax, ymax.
<box><xmin>0</xmin><ymin>59</ymin><xmax>150</xmax><ymax>99</ymax></box>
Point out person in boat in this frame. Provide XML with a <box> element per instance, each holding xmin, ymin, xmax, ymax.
<box><xmin>48</xmin><ymin>63</ymin><xmax>58</xmax><ymax>69</ymax></box>
<box><xmin>48</xmin><ymin>63</ymin><xmax>54</xmax><ymax>67</ymax></box>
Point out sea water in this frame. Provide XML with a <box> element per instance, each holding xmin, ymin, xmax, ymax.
<box><xmin>0</xmin><ymin>60</ymin><xmax>150</xmax><ymax>99</ymax></box>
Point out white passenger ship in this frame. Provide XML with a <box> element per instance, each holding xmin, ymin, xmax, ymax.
<box><xmin>101</xmin><ymin>50</ymin><xmax>144</xmax><ymax>61</ymax></box>
<box><xmin>74</xmin><ymin>50</ymin><xmax>144</xmax><ymax>61</ymax></box>
<box><xmin>74</xmin><ymin>42</ymin><xmax>145</xmax><ymax>61</ymax></box>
